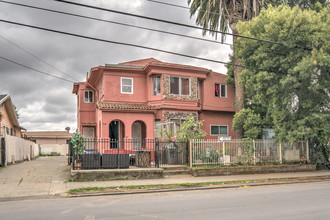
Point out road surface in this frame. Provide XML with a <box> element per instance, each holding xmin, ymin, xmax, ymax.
<box><xmin>0</xmin><ymin>181</ymin><xmax>329</xmax><ymax>219</ymax></box>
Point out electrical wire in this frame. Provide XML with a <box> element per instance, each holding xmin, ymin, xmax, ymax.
<box><xmin>0</xmin><ymin>18</ymin><xmax>249</xmax><ymax>68</ymax></box>
<box><xmin>0</xmin><ymin>55</ymin><xmax>75</xmax><ymax>83</ymax></box>
<box><xmin>0</xmin><ymin>0</ymin><xmax>232</xmax><ymax>47</ymax></box>
<box><xmin>53</xmin><ymin>0</ymin><xmax>310</xmax><ymax>50</ymax></box>
<box><xmin>0</xmin><ymin>0</ymin><xmax>289</xmax><ymax>57</ymax></box>
<box><xmin>0</xmin><ymin>34</ymin><xmax>79</xmax><ymax>81</ymax></box>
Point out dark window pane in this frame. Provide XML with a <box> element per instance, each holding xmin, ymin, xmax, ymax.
<box><xmin>211</xmin><ymin>126</ymin><xmax>219</xmax><ymax>135</ymax></box>
<box><xmin>89</xmin><ymin>91</ymin><xmax>93</xmax><ymax>103</ymax></box>
<box><xmin>220</xmin><ymin>126</ymin><xmax>228</xmax><ymax>135</ymax></box>
<box><xmin>220</xmin><ymin>84</ymin><xmax>226</xmax><ymax>97</ymax></box>
<box><xmin>122</xmin><ymin>78</ymin><xmax>132</xmax><ymax>86</ymax></box>
<box><xmin>215</xmin><ymin>84</ymin><xmax>220</xmax><ymax>97</ymax></box>
<box><xmin>84</xmin><ymin>91</ymin><xmax>89</xmax><ymax>102</ymax></box>
<box><xmin>181</xmin><ymin>78</ymin><xmax>190</xmax><ymax>95</ymax></box>
<box><xmin>170</xmin><ymin>77</ymin><xmax>179</xmax><ymax>94</ymax></box>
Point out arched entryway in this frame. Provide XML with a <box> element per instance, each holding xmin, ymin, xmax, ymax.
<box><xmin>109</xmin><ymin>120</ymin><xmax>125</xmax><ymax>148</ymax></box>
<box><xmin>132</xmin><ymin>120</ymin><xmax>146</xmax><ymax>149</ymax></box>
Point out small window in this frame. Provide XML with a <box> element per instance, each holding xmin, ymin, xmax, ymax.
<box><xmin>210</xmin><ymin>125</ymin><xmax>228</xmax><ymax>135</ymax></box>
<box><xmin>84</xmin><ymin>90</ymin><xmax>93</xmax><ymax>103</ymax></box>
<box><xmin>170</xmin><ymin>77</ymin><xmax>179</xmax><ymax>95</ymax></box>
<box><xmin>215</xmin><ymin>84</ymin><xmax>227</xmax><ymax>98</ymax></box>
<box><xmin>153</xmin><ymin>77</ymin><xmax>161</xmax><ymax>96</ymax></box>
<box><xmin>170</xmin><ymin>77</ymin><xmax>190</xmax><ymax>95</ymax></box>
<box><xmin>121</xmin><ymin>77</ymin><xmax>133</xmax><ymax>94</ymax></box>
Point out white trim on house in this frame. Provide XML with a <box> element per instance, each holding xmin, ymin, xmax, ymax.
<box><xmin>121</xmin><ymin>77</ymin><xmax>133</xmax><ymax>94</ymax></box>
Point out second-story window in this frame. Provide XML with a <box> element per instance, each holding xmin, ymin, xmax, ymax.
<box><xmin>215</xmin><ymin>84</ymin><xmax>227</xmax><ymax>98</ymax></box>
<box><xmin>153</xmin><ymin>77</ymin><xmax>161</xmax><ymax>96</ymax></box>
<box><xmin>170</xmin><ymin>77</ymin><xmax>190</xmax><ymax>96</ymax></box>
<box><xmin>84</xmin><ymin>90</ymin><xmax>93</xmax><ymax>103</ymax></box>
<box><xmin>121</xmin><ymin>77</ymin><xmax>133</xmax><ymax>94</ymax></box>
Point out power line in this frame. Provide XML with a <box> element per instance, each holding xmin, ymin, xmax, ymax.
<box><xmin>0</xmin><ymin>0</ymin><xmax>289</xmax><ymax>57</ymax></box>
<box><xmin>54</xmin><ymin>0</ymin><xmax>309</xmax><ymax>50</ymax></box>
<box><xmin>146</xmin><ymin>0</ymin><xmax>287</xmax><ymax>29</ymax></box>
<box><xmin>0</xmin><ymin>0</ymin><xmax>232</xmax><ymax>47</ymax></box>
<box><xmin>0</xmin><ymin>18</ymin><xmax>258</xmax><ymax>70</ymax></box>
<box><xmin>0</xmin><ymin>34</ymin><xmax>79</xmax><ymax>81</ymax></box>
<box><xmin>0</xmin><ymin>55</ymin><xmax>75</xmax><ymax>83</ymax></box>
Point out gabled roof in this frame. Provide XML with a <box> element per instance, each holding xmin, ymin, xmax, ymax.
<box><xmin>0</xmin><ymin>94</ymin><xmax>20</xmax><ymax>127</ymax></box>
<box><xmin>0</xmin><ymin>95</ymin><xmax>7</xmax><ymax>102</ymax></box>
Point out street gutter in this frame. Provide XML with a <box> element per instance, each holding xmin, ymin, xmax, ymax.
<box><xmin>67</xmin><ymin>175</ymin><xmax>330</xmax><ymax>198</ymax></box>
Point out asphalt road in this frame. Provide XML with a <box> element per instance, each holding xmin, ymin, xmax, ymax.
<box><xmin>0</xmin><ymin>181</ymin><xmax>329</xmax><ymax>220</ymax></box>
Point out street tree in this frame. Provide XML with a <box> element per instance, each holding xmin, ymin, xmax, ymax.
<box><xmin>234</xmin><ymin>5</ymin><xmax>329</xmax><ymax>167</ymax></box>
<box><xmin>188</xmin><ymin>0</ymin><xmax>266</xmax><ymax>138</ymax></box>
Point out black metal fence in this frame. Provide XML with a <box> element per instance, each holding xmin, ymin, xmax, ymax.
<box><xmin>70</xmin><ymin>139</ymin><xmax>189</xmax><ymax>170</ymax></box>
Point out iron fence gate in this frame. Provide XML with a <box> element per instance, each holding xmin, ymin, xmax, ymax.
<box><xmin>71</xmin><ymin>139</ymin><xmax>189</xmax><ymax>170</ymax></box>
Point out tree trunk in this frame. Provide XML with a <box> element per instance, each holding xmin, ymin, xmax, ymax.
<box><xmin>230</xmin><ymin>23</ymin><xmax>244</xmax><ymax>139</ymax></box>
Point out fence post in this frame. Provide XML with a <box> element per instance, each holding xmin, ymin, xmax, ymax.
<box><xmin>186</xmin><ymin>141</ymin><xmax>189</xmax><ymax>166</ymax></box>
<box><xmin>189</xmin><ymin>139</ymin><xmax>192</xmax><ymax>168</ymax></box>
<box><xmin>253</xmin><ymin>139</ymin><xmax>256</xmax><ymax>165</ymax></box>
<box><xmin>222</xmin><ymin>141</ymin><xmax>226</xmax><ymax>165</ymax></box>
<box><xmin>306</xmin><ymin>140</ymin><xmax>310</xmax><ymax>162</ymax></box>
<box><xmin>155</xmin><ymin>140</ymin><xmax>159</xmax><ymax>168</ymax></box>
<box><xmin>279</xmin><ymin>142</ymin><xmax>282</xmax><ymax>164</ymax></box>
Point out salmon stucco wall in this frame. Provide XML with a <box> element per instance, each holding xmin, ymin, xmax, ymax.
<box><xmin>199</xmin><ymin>111</ymin><xmax>236</xmax><ymax>139</ymax></box>
<box><xmin>103</xmin><ymin>72</ymin><xmax>147</xmax><ymax>103</ymax></box>
<box><xmin>100</xmin><ymin>111</ymin><xmax>155</xmax><ymax>139</ymax></box>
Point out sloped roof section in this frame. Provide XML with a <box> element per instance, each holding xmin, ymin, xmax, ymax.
<box><xmin>97</xmin><ymin>101</ymin><xmax>154</xmax><ymax>111</ymax></box>
<box><xmin>0</xmin><ymin>94</ymin><xmax>19</xmax><ymax>127</ymax></box>
<box><xmin>23</xmin><ymin>131</ymin><xmax>73</xmax><ymax>137</ymax></box>
<box><xmin>0</xmin><ymin>95</ymin><xmax>7</xmax><ymax>102</ymax></box>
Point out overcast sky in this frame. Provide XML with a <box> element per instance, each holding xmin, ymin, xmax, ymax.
<box><xmin>0</xmin><ymin>0</ymin><xmax>232</xmax><ymax>132</ymax></box>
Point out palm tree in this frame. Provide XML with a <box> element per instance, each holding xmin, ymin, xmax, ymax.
<box><xmin>188</xmin><ymin>0</ymin><xmax>265</xmax><ymax>139</ymax></box>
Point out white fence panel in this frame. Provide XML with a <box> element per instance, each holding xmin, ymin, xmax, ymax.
<box><xmin>4</xmin><ymin>135</ymin><xmax>39</xmax><ymax>165</ymax></box>
<box><xmin>191</xmin><ymin>139</ymin><xmax>308</xmax><ymax>167</ymax></box>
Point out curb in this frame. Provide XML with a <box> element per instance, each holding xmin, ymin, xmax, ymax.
<box><xmin>67</xmin><ymin>176</ymin><xmax>330</xmax><ymax>198</ymax></box>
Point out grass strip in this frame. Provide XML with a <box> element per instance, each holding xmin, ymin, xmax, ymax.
<box><xmin>67</xmin><ymin>177</ymin><xmax>306</xmax><ymax>194</ymax></box>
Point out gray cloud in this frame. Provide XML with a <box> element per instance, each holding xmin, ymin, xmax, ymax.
<box><xmin>0</xmin><ymin>0</ymin><xmax>232</xmax><ymax>131</ymax></box>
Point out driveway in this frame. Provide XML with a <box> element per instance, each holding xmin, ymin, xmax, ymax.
<box><xmin>0</xmin><ymin>156</ymin><xmax>70</xmax><ymax>198</ymax></box>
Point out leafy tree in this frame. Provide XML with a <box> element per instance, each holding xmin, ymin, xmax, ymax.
<box><xmin>235</xmin><ymin>5</ymin><xmax>329</xmax><ymax>167</ymax></box>
<box><xmin>188</xmin><ymin>0</ymin><xmax>267</xmax><ymax>138</ymax></box>
<box><xmin>176</xmin><ymin>115</ymin><xmax>207</xmax><ymax>141</ymax></box>
<box><xmin>187</xmin><ymin>1</ymin><xmax>328</xmax><ymax>138</ymax></box>
<box><xmin>233</xmin><ymin>108</ymin><xmax>263</xmax><ymax>139</ymax></box>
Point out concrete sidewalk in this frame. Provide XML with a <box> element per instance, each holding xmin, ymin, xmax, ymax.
<box><xmin>1</xmin><ymin>156</ymin><xmax>330</xmax><ymax>200</ymax></box>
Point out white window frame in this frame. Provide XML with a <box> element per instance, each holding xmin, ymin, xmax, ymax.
<box><xmin>210</xmin><ymin>125</ymin><xmax>228</xmax><ymax>136</ymax></box>
<box><xmin>121</xmin><ymin>77</ymin><xmax>133</xmax><ymax>94</ymax></box>
<box><xmin>215</xmin><ymin>83</ymin><xmax>227</xmax><ymax>98</ymax></box>
<box><xmin>84</xmin><ymin>90</ymin><xmax>94</xmax><ymax>103</ymax></box>
<box><xmin>170</xmin><ymin>76</ymin><xmax>191</xmax><ymax>96</ymax></box>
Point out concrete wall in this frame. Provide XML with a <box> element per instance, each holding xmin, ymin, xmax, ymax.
<box><xmin>35</xmin><ymin>138</ymin><xmax>68</xmax><ymax>145</ymax></box>
<box><xmin>39</xmin><ymin>144</ymin><xmax>69</xmax><ymax>156</ymax></box>
<box><xmin>3</xmin><ymin>135</ymin><xmax>39</xmax><ymax>165</ymax></box>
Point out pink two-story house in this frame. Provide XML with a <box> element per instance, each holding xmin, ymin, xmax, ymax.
<box><xmin>72</xmin><ymin>58</ymin><xmax>235</xmax><ymax>141</ymax></box>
